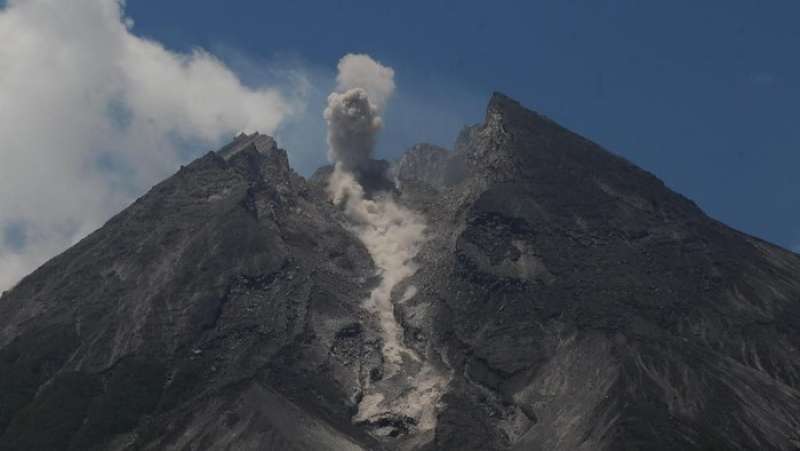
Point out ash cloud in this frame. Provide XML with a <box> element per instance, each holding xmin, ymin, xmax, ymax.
<box><xmin>336</xmin><ymin>53</ymin><xmax>395</xmax><ymax>112</ymax></box>
<box><xmin>324</xmin><ymin>54</ymin><xmax>395</xmax><ymax>171</ymax></box>
<box><xmin>324</xmin><ymin>53</ymin><xmax>448</xmax><ymax>434</ymax></box>
<box><xmin>324</xmin><ymin>89</ymin><xmax>383</xmax><ymax>171</ymax></box>
<box><xmin>324</xmin><ymin>53</ymin><xmax>416</xmax><ymax>364</ymax></box>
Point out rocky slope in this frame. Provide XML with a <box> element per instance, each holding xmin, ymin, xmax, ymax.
<box><xmin>1</xmin><ymin>94</ymin><xmax>799</xmax><ymax>450</ymax></box>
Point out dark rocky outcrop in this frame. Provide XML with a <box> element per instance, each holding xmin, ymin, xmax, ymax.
<box><xmin>395</xmin><ymin>143</ymin><xmax>451</xmax><ymax>190</ymax></box>
<box><xmin>0</xmin><ymin>133</ymin><xmax>380</xmax><ymax>450</ymax></box>
<box><xmin>400</xmin><ymin>93</ymin><xmax>800</xmax><ymax>450</ymax></box>
<box><xmin>1</xmin><ymin>95</ymin><xmax>799</xmax><ymax>450</ymax></box>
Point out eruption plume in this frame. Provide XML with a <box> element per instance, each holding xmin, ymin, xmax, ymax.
<box><xmin>323</xmin><ymin>53</ymin><xmax>394</xmax><ymax>171</ymax></box>
<box><xmin>324</xmin><ymin>53</ymin><xmax>417</xmax><ymax>367</ymax></box>
<box><xmin>324</xmin><ymin>54</ymin><xmax>449</xmax><ymax>437</ymax></box>
<box><xmin>324</xmin><ymin>88</ymin><xmax>382</xmax><ymax>172</ymax></box>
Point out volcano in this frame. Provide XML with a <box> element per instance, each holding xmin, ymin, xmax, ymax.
<box><xmin>1</xmin><ymin>93</ymin><xmax>799</xmax><ymax>450</ymax></box>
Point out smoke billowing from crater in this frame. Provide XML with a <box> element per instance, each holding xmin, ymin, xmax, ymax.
<box><xmin>335</xmin><ymin>53</ymin><xmax>395</xmax><ymax>112</ymax></box>
<box><xmin>324</xmin><ymin>53</ymin><xmax>419</xmax><ymax>366</ymax></box>
<box><xmin>324</xmin><ymin>54</ymin><xmax>394</xmax><ymax>171</ymax></box>
<box><xmin>324</xmin><ymin>54</ymin><xmax>448</xmax><ymax>437</ymax></box>
<box><xmin>324</xmin><ymin>88</ymin><xmax>382</xmax><ymax>171</ymax></box>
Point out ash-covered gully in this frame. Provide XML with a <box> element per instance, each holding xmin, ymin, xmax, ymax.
<box><xmin>2</xmin><ymin>62</ymin><xmax>800</xmax><ymax>451</ymax></box>
<box><xmin>323</xmin><ymin>55</ymin><xmax>451</xmax><ymax>446</ymax></box>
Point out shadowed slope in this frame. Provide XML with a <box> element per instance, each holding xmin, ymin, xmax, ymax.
<box><xmin>398</xmin><ymin>93</ymin><xmax>800</xmax><ymax>450</ymax></box>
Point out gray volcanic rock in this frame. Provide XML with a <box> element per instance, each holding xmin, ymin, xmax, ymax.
<box><xmin>0</xmin><ymin>133</ymin><xmax>382</xmax><ymax>450</ymax></box>
<box><xmin>2</xmin><ymin>95</ymin><xmax>800</xmax><ymax>450</ymax></box>
<box><xmin>395</xmin><ymin>143</ymin><xmax>450</xmax><ymax>190</ymax></box>
<box><xmin>399</xmin><ymin>93</ymin><xmax>800</xmax><ymax>450</ymax></box>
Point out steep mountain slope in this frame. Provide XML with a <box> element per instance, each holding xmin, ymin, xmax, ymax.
<box><xmin>1</xmin><ymin>94</ymin><xmax>799</xmax><ymax>450</ymax></box>
<box><xmin>397</xmin><ymin>94</ymin><xmax>800</xmax><ymax>450</ymax></box>
<box><xmin>0</xmin><ymin>134</ymin><xmax>382</xmax><ymax>450</ymax></box>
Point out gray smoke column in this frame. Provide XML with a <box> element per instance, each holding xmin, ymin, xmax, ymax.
<box><xmin>324</xmin><ymin>89</ymin><xmax>381</xmax><ymax>171</ymax></box>
<box><xmin>324</xmin><ymin>53</ymin><xmax>449</xmax><ymax>437</ymax></box>
<box><xmin>324</xmin><ymin>53</ymin><xmax>414</xmax><ymax>366</ymax></box>
<box><xmin>324</xmin><ymin>54</ymin><xmax>394</xmax><ymax>171</ymax></box>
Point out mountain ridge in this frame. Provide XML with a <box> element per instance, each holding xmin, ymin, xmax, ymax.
<box><xmin>1</xmin><ymin>93</ymin><xmax>799</xmax><ymax>450</ymax></box>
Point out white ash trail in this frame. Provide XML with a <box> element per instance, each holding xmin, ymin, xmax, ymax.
<box><xmin>324</xmin><ymin>54</ymin><xmax>449</xmax><ymax>437</ymax></box>
<box><xmin>328</xmin><ymin>165</ymin><xmax>426</xmax><ymax>366</ymax></box>
<box><xmin>324</xmin><ymin>53</ymin><xmax>421</xmax><ymax>368</ymax></box>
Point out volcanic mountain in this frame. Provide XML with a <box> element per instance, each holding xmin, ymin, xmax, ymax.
<box><xmin>1</xmin><ymin>94</ymin><xmax>799</xmax><ymax>450</ymax></box>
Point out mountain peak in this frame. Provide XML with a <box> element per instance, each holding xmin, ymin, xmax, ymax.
<box><xmin>486</xmin><ymin>91</ymin><xmax>521</xmax><ymax>113</ymax></box>
<box><xmin>217</xmin><ymin>132</ymin><xmax>278</xmax><ymax>160</ymax></box>
<box><xmin>210</xmin><ymin>132</ymin><xmax>293</xmax><ymax>187</ymax></box>
<box><xmin>2</xmin><ymin>94</ymin><xmax>800</xmax><ymax>450</ymax></box>
<box><xmin>485</xmin><ymin>91</ymin><xmax>558</xmax><ymax>132</ymax></box>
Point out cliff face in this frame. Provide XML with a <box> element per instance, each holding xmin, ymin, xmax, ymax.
<box><xmin>398</xmin><ymin>94</ymin><xmax>800</xmax><ymax>450</ymax></box>
<box><xmin>1</xmin><ymin>94</ymin><xmax>799</xmax><ymax>451</ymax></box>
<box><xmin>0</xmin><ymin>133</ymin><xmax>380</xmax><ymax>450</ymax></box>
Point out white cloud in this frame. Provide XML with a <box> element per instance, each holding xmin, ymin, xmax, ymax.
<box><xmin>0</xmin><ymin>0</ymin><xmax>303</xmax><ymax>291</ymax></box>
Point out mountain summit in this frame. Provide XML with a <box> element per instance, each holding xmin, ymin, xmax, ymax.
<box><xmin>1</xmin><ymin>94</ymin><xmax>799</xmax><ymax>450</ymax></box>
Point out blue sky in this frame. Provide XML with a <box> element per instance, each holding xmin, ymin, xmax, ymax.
<box><xmin>123</xmin><ymin>0</ymin><xmax>800</xmax><ymax>250</ymax></box>
<box><xmin>1</xmin><ymin>0</ymin><xmax>797</xmax><ymax>291</ymax></box>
